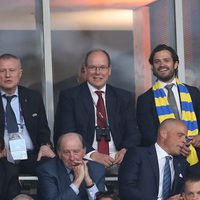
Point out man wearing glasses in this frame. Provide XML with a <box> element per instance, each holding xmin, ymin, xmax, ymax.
<box><xmin>54</xmin><ymin>49</ymin><xmax>140</xmax><ymax>169</ymax></box>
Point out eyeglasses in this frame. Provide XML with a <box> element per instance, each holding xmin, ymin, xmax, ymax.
<box><xmin>86</xmin><ymin>65</ymin><xmax>110</xmax><ymax>72</ymax></box>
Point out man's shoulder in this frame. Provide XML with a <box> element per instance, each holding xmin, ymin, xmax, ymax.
<box><xmin>138</xmin><ymin>87</ymin><xmax>153</xmax><ymax>99</ymax></box>
<box><xmin>107</xmin><ymin>84</ymin><xmax>131</xmax><ymax>95</ymax></box>
<box><xmin>60</xmin><ymin>82</ymin><xmax>88</xmax><ymax>96</ymax></box>
<box><xmin>37</xmin><ymin>157</ymin><xmax>59</xmax><ymax>173</ymax></box>
<box><xmin>126</xmin><ymin>145</ymin><xmax>155</xmax><ymax>158</ymax></box>
<box><xmin>18</xmin><ymin>85</ymin><xmax>42</xmax><ymax>97</ymax></box>
<box><xmin>185</xmin><ymin>84</ymin><xmax>200</xmax><ymax>93</ymax></box>
<box><xmin>87</xmin><ymin>159</ymin><xmax>105</xmax><ymax>169</ymax></box>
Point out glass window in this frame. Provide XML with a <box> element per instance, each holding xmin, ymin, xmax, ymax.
<box><xmin>0</xmin><ymin>0</ymin><xmax>44</xmax><ymax>94</ymax></box>
<box><xmin>182</xmin><ymin>0</ymin><xmax>200</xmax><ymax>88</ymax></box>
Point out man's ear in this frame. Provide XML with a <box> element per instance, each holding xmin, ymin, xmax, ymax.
<box><xmin>160</xmin><ymin>129</ymin><xmax>168</xmax><ymax>140</ymax></box>
<box><xmin>174</xmin><ymin>61</ymin><xmax>179</xmax><ymax>70</ymax></box>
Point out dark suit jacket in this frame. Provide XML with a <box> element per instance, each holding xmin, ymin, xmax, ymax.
<box><xmin>0</xmin><ymin>85</ymin><xmax>51</xmax><ymax>150</ymax></box>
<box><xmin>119</xmin><ymin>146</ymin><xmax>189</xmax><ymax>200</ymax></box>
<box><xmin>37</xmin><ymin>157</ymin><xmax>105</xmax><ymax>200</ymax></box>
<box><xmin>54</xmin><ymin>82</ymin><xmax>140</xmax><ymax>152</ymax></box>
<box><xmin>0</xmin><ymin>158</ymin><xmax>20</xmax><ymax>200</ymax></box>
<box><xmin>136</xmin><ymin>85</ymin><xmax>200</xmax><ymax>146</ymax></box>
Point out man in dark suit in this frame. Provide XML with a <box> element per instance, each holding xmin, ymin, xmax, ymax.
<box><xmin>136</xmin><ymin>44</ymin><xmax>200</xmax><ymax>170</ymax></box>
<box><xmin>0</xmin><ymin>53</ymin><xmax>55</xmax><ymax>178</ymax></box>
<box><xmin>119</xmin><ymin>119</ymin><xmax>189</xmax><ymax>200</ymax></box>
<box><xmin>137</xmin><ymin>44</ymin><xmax>200</xmax><ymax>147</ymax></box>
<box><xmin>0</xmin><ymin>135</ymin><xmax>20</xmax><ymax>200</ymax></box>
<box><xmin>54</xmin><ymin>49</ymin><xmax>140</xmax><ymax>168</ymax></box>
<box><xmin>37</xmin><ymin>132</ymin><xmax>105</xmax><ymax>200</ymax></box>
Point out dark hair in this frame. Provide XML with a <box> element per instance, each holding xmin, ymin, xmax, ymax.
<box><xmin>95</xmin><ymin>191</ymin><xmax>120</xmax><ymax>200</ymax></box>
<box><xmin>57</xmin><ymin>133</ymin><xmax>86</xmax><ymax>152</ymax></box>
<box><xmin>148</xmin><ymin>44</ymin><xmax>179</xmax><ymax>77</ymax></box>
<box><xmin>149</xmin><ymin>44</ymin><xmax>179</xmax><ymax>65</ymax></box>
<box><xmin>84</xmin><ymin>49</ymin><xmax>111</xmax><ymax>66</ymax></box>
<box><xmin>183</xmin><ymin>174</ymin><xmax>200</xmax><ymax>192</ymax></box>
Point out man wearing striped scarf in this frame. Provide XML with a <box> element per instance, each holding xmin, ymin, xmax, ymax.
<box><xmin>136</xmin><ymin>44</ymin><xmax>200</xmax><ymax>173</ymax></box>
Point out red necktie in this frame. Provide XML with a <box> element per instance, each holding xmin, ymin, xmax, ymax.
<box><xmin>95</xmin><ymin>91</ymin><xmax>109</xmax><ymax>155</ymax></box>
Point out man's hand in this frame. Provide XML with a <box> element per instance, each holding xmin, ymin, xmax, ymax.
<box><xmin>37</xmin><ymin>144</ymin><xmax>55</xmax><ymax>161</ymax></box>
<box><xmin>113</xmin><ymin>148</ymin><xmax>127</xmax><ymax>165</ymax></box>
<box><xmin>91</xmin><ymin>152</ymin><xmax>114</xmax><ymax>167</ymax></box>
<box><xmin>73</xmin><ymin>160</ymin><xmax>85</xmax><ymax>188</ymax></box>
<box><xmin>83</xmin><ymin>160</ymin><xmax>93</xmax><ymax>187</ymax></box>
<box><xmin>180</xmin><ymin>145</ymin><xmax>191</xmax><ymax>157</ymax></box>
<box><xmin>191</xmin><ymin>135</ymin><xmax>200</xmax><ymax>148</ymax></box>
<box><xmin>0</xmin><ymin>148</ymin><xmax>6</xmax><ymax>158</ymax></box>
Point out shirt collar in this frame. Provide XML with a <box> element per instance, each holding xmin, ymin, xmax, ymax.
<box><xmin>155</xmin><ymin>143</ymin><xmax>172</xmax><ymax>160</ymax></box>
<box><xmin>87</xmin><ymin>82</ymin><xmax>106</xmax><ymax>95</ymax></box>
<box><xmin>0</xmin><ymin>87</ymin><xmax>19</xmax><ymax>97</ymax></box>
<box><xmin>158</xmin><ymin>78</ymin><xmax>177</xmax><ymax>89</ymax></box>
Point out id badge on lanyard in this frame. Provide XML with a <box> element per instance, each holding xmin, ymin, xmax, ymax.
<box><xmin>8</xmin><ymin>109</ymin><xmax>28</xmax><ymax>161</ymax></box>
<box><xmin>9</xmin><ymin>132</ymin><xmax>28</xmax><ymax>160</ymax></box>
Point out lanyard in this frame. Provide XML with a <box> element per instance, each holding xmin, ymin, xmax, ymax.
<box><xmin>4</xmin><ymin>97</ymin><xmax>24</xmax><ymax>133</ymax></box>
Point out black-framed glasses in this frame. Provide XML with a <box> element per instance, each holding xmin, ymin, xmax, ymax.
<box><xmin>87</xmin><ymin>65</ymin><xmax>110</xmax><ymax>72</ymax></box>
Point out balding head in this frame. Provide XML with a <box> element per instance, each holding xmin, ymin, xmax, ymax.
<box><xmin>57</xmin><ymin>133</ymin><xmax>86</xmax><ymax>169</ymax></box>
<box><xmin>157</xmin><ymin>119</ymin><xmax>187</xmax><ymax>155</ymax></box>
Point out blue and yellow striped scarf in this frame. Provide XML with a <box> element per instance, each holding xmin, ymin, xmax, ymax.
<box><xmin>153</xmin><ymin>78</ymin><xmax>199</xmax><ymax>165</ymax></box>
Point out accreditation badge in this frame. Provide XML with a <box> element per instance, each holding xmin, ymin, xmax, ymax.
<box><xmin>9</xmin><ymin>132</ymin><xmax>28</xmax><ymax>160</ymax></box>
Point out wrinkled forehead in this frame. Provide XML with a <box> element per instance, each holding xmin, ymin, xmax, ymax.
<box><xmin>0</xmin><ymin>58</ymin><xmax>21</xmax><ymax>68</ymax></box>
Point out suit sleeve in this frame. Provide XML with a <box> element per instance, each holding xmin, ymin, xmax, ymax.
<box><xmin>123</xmin><ymin>93</ymin><xmax>141</xmax><ymax>147</ymax></box>
<box><xmin>54</xmin><ymin>90</ymin><xmax>77</xmax><ymax>146</ymax></box>
<box><xmin>136</xmin><ymin>93</ymin><xmax>158</xmax><ymax>146</ymax></box>
<box><xmin>119</xmin><ymin>148</ymin><xmax>142</xmax><ymax>200</ymax></box>
<box><xmin>36</xmin><ymin>93</ymin><xmax>52</xmax><ymax>146</ymax></box>
<box><xmin>37</xmin><ymin>164</ymin><xmax>79</xmax><ymax>200</ymax></box>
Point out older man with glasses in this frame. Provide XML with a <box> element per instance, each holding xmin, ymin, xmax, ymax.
<box><xmin>54</xmin><ymin>49</ymin><xmax>140</xmax><ymax>172</ymax></box>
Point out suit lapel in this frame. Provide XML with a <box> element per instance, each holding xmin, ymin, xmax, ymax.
<box><xmin>18</xmin><ymin>87</ymin><xmax>30</xmax><ymax>130</ymax></box>
<box><xmin>57</xmin><ymin>159</ymin><xmax>72</xmax><ymax>192</ymax></box>
<box><xmin>105</xmin><ymin>85</ymin><xmax>116</xmax><ymax>129</ymax></box>
<box><xmin>171</xmin><ymin>157</ymin><xmax>183</xmax><ymax>194</ymax></box>
<box><xmin>148</xmin><ymin>146</ymin><xmax>160</xmax><ymax>189</ymax></box>
<box><xmin>0</xmin><ymin>94</ymin><xmax>5</xmax><ymax>136</ymax></box>
<box><xmin>80</xmin><ymin>83</ymin><xmax>96</xmax><ymax>142</ymax></box>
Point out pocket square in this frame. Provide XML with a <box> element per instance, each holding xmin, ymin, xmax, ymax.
<box><xmin>32</xmin><ymin>113</ymin><xmax>38</xmax><ymax>117</ymax></box>
<box><xmin>179</xmin><ymin>173</ymin><xmax>183</xmax><ymax>178</ymax></box>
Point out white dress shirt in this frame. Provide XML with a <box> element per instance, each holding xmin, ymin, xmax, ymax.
<box><xmin>155</xmin><ymin>143</ymin><xmax>174</xmax><ymax>200</ymax></box>
<box><xmin>84</xmin><ymin>82</ymin><xmax>117</xmax><ymax>160</ymax></box>
<box><xmin>1</xmin><ymin>87</ymin><xmax>34</xmax><ymax>150</ymax></box>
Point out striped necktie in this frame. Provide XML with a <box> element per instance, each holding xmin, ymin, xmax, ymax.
<box><xmin>162</xmin><ymin>156</ymin><xmax>172</xmax><ymax>200</ymax></box>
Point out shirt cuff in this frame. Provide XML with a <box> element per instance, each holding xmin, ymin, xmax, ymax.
<box><xmin>70</xmin><ymin>183</ymin><xmax>79</xmax><ymax>195</ymax></box>
<box><xmin>86</xmin><ymin>183</ymin><xmax>98</xmax><ymax>200</ymax></box>
<box><xmin>84</xmin><ymin>150</ymin><xmax>97</xmax><ymax>161</ymax></box>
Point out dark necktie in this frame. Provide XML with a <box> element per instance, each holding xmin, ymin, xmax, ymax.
<box><xmin>69</xmin><ymin>170</ymin><xmax>74</xmax><ymax>182</ymax></box>
<box><xmin>95</xmin><ymin>91</ymin><xmax>109</xmax><ymax>155</ymax></box>
<box><xmin>3</xmin><ymin>95</ymin><xmax>18</xmax><ymax>133</ymax></box>
<box><xmin>162</xmin><ymin>156</ymin><xmax>172</xmax><ymax>200</ymax></box>
<box><xmin>165</xmin><ymin>84</ymin><xmax>180</xmax><ymax>119</ymax></box>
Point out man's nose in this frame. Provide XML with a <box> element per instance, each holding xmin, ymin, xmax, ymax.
<box><xmin>95</xmin><ymin>67</ymin><xmax>101</xmax><ymax>74</ymax></box>
<box><xmin>5</xmin><ymin>70</ymin><xmax>10</xmax><ymax>77</ymax></box>
<box><xmin>69</xmin><ymin>154</ymin><xmax>75</xmax><ymax>160</ymax></box>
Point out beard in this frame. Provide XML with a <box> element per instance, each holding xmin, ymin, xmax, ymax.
<box><xmin>152</xmin><ymin>67</ymin><xmax>177</xmax><ymax>82</ymax></box>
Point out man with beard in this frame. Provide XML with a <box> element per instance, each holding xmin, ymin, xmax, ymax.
<box><xmin>136</xmin><ymin>44</ymin><xmax>200</xmax><ymax>172</ymax></box>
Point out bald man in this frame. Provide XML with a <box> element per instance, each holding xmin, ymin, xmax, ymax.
<box><xmin>119</xmin><ymin>119</ymin><xmax>189</xmax><ymax>200</ymax></box>
<box><xmin>37</xmin><ymin>133</ymin><xmax>105</xmax><ymax>200</ymax></box>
